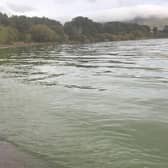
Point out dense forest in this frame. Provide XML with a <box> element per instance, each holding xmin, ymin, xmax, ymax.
<box><xmin>0</xmin><ymin>12</ymin><xmax>168</xmax><ymax>44</ymax></box>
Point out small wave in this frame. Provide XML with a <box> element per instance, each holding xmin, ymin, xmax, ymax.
<box><xmin>64</xmin><ymin>84</ymin><xmax>97</xmax><ymax>90</ymax></box>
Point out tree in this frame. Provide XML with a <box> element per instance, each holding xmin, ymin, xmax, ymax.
<box><xmin>0</xmin><ymin>13</ymin><xmax>9</xmax><ymax>25</ymax></box>
<box><xmin>64</xmin><ymin>17</ymin><xmax>100</xmax><ymax>42</ymax></box>
<box><xmin>163</xmin><ymin>25</ymin><xmax>168</xmax><ymax>33</ymax></box>
<box><xmin>0</xmin><ymin>12</ymin><xmax>156</xmax><ymax>44</ymax></box>
<box><xmin>153</xmin><ymin>27</ymin><xmax>158</xmax><ymax>36</ymax></box>
<box><xmin>0</xmin><ymin>26</ymin><xmax>18</xmax><ymax>44</ymax></box>
<box><xmin>31</xmin><ymin>24</ymin><xmax>57</xmax><ymax>42</ymax></box>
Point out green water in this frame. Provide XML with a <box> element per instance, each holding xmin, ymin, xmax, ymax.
<box><xmin>0</xmin><ymin>39</ymin><xmax>168</xmax><ymax>167</ymax></box>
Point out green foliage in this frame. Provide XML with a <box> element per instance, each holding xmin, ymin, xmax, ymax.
<box><xmin>31</xmin><ymin>24</ymin><xmax>57</xmax><ymax>42</ymax></box>
<box><xmin>0</xmin><ymin>26</ymin><xmax>18</xmax><ymax>44</ymax></box>
<box><xmin>163</xmin><ymin>25</ymin><xmax>168</xmax><ymax>33</ymax></box>
<box><xmin>153</xmin><ymin>27</ymin><xmax>158</xmax><ymax>35</ymax></box>
<box><xmin>0</xmin><ymin>12</ymin><xmax>164</xmax><ymax>44</ymax></box>
<box><xmin>0</xmin><ymin>13</ymin><xmax>9</xmax><ymax>25</ymax></box>
<box><xmin>9</xmin><ymin>16</ymin><xmax>31</xmax><ymax>33</ymax></box>
<box><xmin>64</xmin><ymin>17</ymin><xmax>152</xmax><ymax>42</ymax></box>
<box><xmin>64</xmin><ymin>17</ymin><xmax>101</xmax><ymax>42</ymax></box>
<box><xmin>0</xmin><ymin>13</ymin><xmax>66</xmax><ymax>43</ymax></box>
<box><xmin>24</xmin><ymin>34</ymin><xmax>32</xmax><ymax>42</ymax></box>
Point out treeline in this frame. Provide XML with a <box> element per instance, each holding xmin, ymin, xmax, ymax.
<box><xmin>152</xmin><ymin>26</ymin><xmax>168</xmax><ymax>38</ymax></box>
<box><xmin>0</xmin><ymin>13</ymin><xmax>66</xmax><ymax>44</ymax></box>
<box><xmin>0</xmin><ymin>12</ymin><xmax>167</xmax><ymax>44</ymax></box>
<box><xmin>64</xmin><ymin>17</ymin><xmax>151</xmax><ymax>42</ymax></box>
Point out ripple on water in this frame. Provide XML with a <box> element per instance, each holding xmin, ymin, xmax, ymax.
<box><xmin>0</xmin><ymin>39</ymin><xmax>168</xmax><ymax>168</ymax></box>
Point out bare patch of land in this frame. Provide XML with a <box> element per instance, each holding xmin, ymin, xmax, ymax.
<box><xmin>0</xmin><ymin>141</ymin><xmax>48</xmax><ymax>168</ymax></box>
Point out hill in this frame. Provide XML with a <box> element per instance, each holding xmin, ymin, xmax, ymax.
<box><xmin>131</xmin><ymin>17</ymin><xmax>168</xmax><ymax>30</ymax></box>
<box><xmin>0</xmin><ymin>12</ymin><xmax>168</xmax><ymax>44</ymax></box>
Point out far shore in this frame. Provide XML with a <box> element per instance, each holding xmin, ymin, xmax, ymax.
<box><xmin>0</xmin><ymin>42</ymin><xmax>48</xmax><ymax>49</ymax></box>
<box><xmin>0</xmin><ymin>37</ymin><xmax>164</xmax><ymax>50</ymax></box>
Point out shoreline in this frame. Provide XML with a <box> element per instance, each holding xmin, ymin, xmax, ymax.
<box><xmin>0</xmin><ymin>37</ymin><xmax>165</xmax><ymax>50</ymax></box>
<box><xmin>0</xmin><ymin>42</ymin><xmax>48</xmax><ymax>50</ymax></box>
<box><xmin>0</xmin><ymin>141</ymin><xmax>49</xmax><ymax>168</ymax></box>
<box><xmin>0</xmin><ymin>141</ymin><xmax>33</xmax><ymax>168</ymax></box>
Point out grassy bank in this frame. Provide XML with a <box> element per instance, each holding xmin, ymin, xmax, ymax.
<box><xmin>0</xmin><ymin>42</ymin><xmax>47</xmax><ymax>49</ymax></box>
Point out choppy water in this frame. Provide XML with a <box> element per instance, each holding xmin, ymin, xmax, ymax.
<box><xmin>0</xmin><ymin>39</ymin><xmax>168</xmax><ymax>168</ymax></box>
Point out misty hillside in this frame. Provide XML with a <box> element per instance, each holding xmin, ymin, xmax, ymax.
<box><xmin>130</xmin><ymin>17</ymin><xmax>168</xmax><ymax>30</ymax></box>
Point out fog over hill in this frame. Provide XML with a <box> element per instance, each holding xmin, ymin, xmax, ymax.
<box><xmin>0</xmin><ymin>0</ymin><xmax>168</xmax><ymax>24</ymax></box>
<box><xmin>130</xmin><ymin>17</ymin><xmax>168</xmax><ymax>29</ymax></box>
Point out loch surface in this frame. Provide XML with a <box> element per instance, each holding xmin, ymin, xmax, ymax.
<box><xmin>0</xmin><ymin>39</ymin><xmax>168</xmax><ymax>168</ymax></box>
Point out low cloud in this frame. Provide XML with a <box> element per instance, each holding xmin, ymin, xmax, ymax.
<box><xmin>85</xmin><ymin>5</ymin><xmax>168</xmax><ymax>22</ymax></box>
<box><xmin>0</xmin><ymin>0</ymin><xmax>168</xmax><ymax>22</ymax></box>
<box><xmin>7</xmin><ymin>3</ymin><xmax>35</xmax><ymax>13</ymax></box>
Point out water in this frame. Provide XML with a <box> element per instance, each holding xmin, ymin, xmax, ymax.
<box><xmin>0</xmin><ymin>39</ymin><xmax>168</xmax><ymax>168</ymax></box>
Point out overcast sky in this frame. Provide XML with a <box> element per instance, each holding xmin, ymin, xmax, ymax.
<box><xmin>0</xmin><ymin>0</ymin><xmax>168</xmax><ymax>22</ymax></box>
